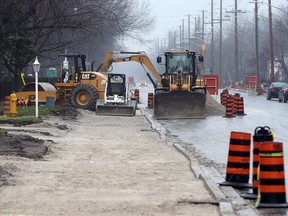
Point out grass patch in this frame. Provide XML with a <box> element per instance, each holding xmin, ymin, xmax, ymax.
<box><xmin>0</xmin><ymin>104</ymin><xmax>66</xmax><ymax>126</ymax></box>
<box><xmin>0</xmin><ymin>116</ymin><xmax>42</xmax><ymax>126</ymax></box>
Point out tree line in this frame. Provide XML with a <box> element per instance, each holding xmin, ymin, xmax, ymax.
<box><xmin>152</xmin><ymin>4</ymin><xmax>288</xmax><ymax>86</ymax></box>
<box><xmin>0</xmin><ymin>0</ymin><xmax>154</xmax><ymax>92</ymax></box>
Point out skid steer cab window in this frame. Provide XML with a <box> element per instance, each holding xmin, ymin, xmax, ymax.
<box><xmin>110</xmin><ymin>75</ymin><xmax>124</xmax><ymax>84</ymax></box>
<box><xmin>168</xmin><ymin>54</ymin><xmax>193</xmax><ymax>74</ymax></box>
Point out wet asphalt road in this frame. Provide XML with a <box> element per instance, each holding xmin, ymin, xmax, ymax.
<box><xmin>139</xmin><ymin>87</ymin><xmax>288</xmax><ymax>167</ymax></box>
<box><xmin>160</xmin><ymin>89</ymin><xmax>288</xmax><ymax>165</ymax></box>
<box><xmin>137</xmin><ymin>86</ymin><xmax>288</xmax><ymax>215</ymax></box>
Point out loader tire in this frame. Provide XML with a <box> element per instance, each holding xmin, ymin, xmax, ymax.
<box><xmin>71</xmin><ymin>84</ymin><xmax>99</xmax><ymax>111</ymax></box>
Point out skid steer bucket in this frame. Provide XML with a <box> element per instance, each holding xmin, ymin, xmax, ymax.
<box><xmin>154</xmin><ymin>91</ymin><xmax>206</xmax><ymax>119</ymax></box>
<box><xmin>96</xmin><ymin>99</ymin><xmax>137</xmax><ymax>117</ymax></box>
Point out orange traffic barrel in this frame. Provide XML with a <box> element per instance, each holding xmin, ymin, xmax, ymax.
<box><xmin>241</xmin><ymin>126</ymin><xmax>273</xmax><ymax>199</ymax></box>
<box><xmin>255</xmin><ymin>142</ymin><xmax>288</xmax><ymax>208</ymax></box>
<box><xmin>219</xmin><ymin>131</ymin><xmax>252</xmax><ymax>188</ymax></box>
<box><xmin>220</xmin><ymin>93</ymin><xmax>228</xmax><ymax>106</ymax></box>
<box><xmin>134</xmin><ymin>89</ymin><xmax>140</xmax><ymax>103</ymax></box>
<box><xmin>236</xmin><ymin>97</ymin><xmax>246</xmax><ymax>116</ymax></box>
<box><xmin>233</xmin><ymin>95</ymin><xmax>238</xmax><ymax>114</ymax></box>
<box><xmin>147</xmin><ymin>92</ymin><xmax>154</xmax><ymax>109</ymax></box>
<box><xmin>223</xmin><ymin>95</ymin><xmax>235</xmax><ymax>118</ymax></box>
<box><xmin>3</xmin><ymin>96</ymin><xmax>10</xmax><ymax>115</ymax></box>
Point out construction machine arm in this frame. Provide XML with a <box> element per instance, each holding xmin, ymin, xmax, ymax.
<box><xmin>96</xmin><ymin>51</ymin><xmax>162</xmax><ymax>88</ymax></box>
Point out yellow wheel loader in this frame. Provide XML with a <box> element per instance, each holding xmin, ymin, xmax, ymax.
<box><xmin>96</xmin><ymin>73</ymin><xmax>137</xmax><ymax>116</ymax></box>
<box><xmin>155</xmin><ymin>50</ymin><xmax>207</xmax><ymax>119</ymax></box>
<box><xmin>97</xmin><ymin>50</ymin><xmax>206</xmax><ymax>119</ymax></box>
<box><xmin>54</xmin><ymin>54</ymin><xmax>107</xmax><ymax>111</ymax></box>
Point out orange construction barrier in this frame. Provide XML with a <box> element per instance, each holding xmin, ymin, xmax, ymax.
<box><xmin>147</xmin><ymin>92</ymin><xmax>154</xmax><ymax>109</ymax></box>
<box><xmin>223</xmin><ymin>95</ymin><xmax>235</xmax><ymax>118</ymax></box>
<box><xmin>134</xmin><ymin>89</ymin><xmax>140</xmax><ymax>103</ymax></box>
<box><xmin>236</xmin><ymin>97</ymin><xmax>246</xmax><ymax>116</ymax></box>
<box><xmin>233</xmin><ymin>95</ymin><xmax>238</xmax><ymax>114</ymax></box>
<box><xmin>255</xmin><ymin>141</ymin><xmax>288</xmax><ymax>208</ymax></box>
<box><xmin>241</xmin><ymin>126</ymin><xmax>273</xmax><ymax>199</ymax></box>
<box><xmin>3</xmin><ymin>96</ymin><xmax>10</xmax><ymax>116</ymax></box>
<box><xmin>220</xmin><ymin>93</ymin><xmax>228</xmax><ymax>106</ymax></box>
<box><xmin>219</xmin><ymin>131</ymin><xmax>252</xmax><ymax>188</ymax></box>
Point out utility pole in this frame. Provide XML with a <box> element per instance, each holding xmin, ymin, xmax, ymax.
<box><xmin>211</xmin><ymin>0</ymin><xmax>214</xmax><ymax>74</ymax></box>
<box><xmin>188</xmin><ymin>15</ymin><xmax>191</xmax><ymax>50</ymax></box>
<box><xmin>268</xmin><ymin>0</ymin><xmax>275</xmax><ymax>83</ymax></box>
<box><xmin>235</xmin><ymin>0</ymin><xmax>239</xmax><ymax>81</ymax></box>
<box><xmin>195</xmin><ymin>17</ymin><xmax>197</xmax><ymax>51</ymax></box>
<box><xmin>182</xmin><ymin>19</ymin><xmax>185</xmax><ymax>48</ymax></box>
<box><xmin>179</xmin><ymin>25</ymin><xmax>182</xmax><ymax>50</ymax></box>
<box><xmin>202</xmin><ymin>10</ymin><xmax>205</xmax><ymax>41</ymax></box>
<box><xmin>226</xmin><ymin>2</ymin><xmax>246</xmax><ymax>81</ymax></box>
<box><xmin>255</xmin><ymin>1</ymin><xmax>260</xmax><ymax>86</ymax></box>
<box><xmin>174</xmin><ymin>31</ymin><xmax>177</xmax><ymax>49</ymax></box>
<box><xmin>220</xmin><ymin>0</ymin><xmax>223</xmax><ymax>87</ymax></box>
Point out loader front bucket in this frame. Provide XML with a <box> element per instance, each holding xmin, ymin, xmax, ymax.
<box><xmin>96</xmin><ymin>99</ymin><xmax>137</xmax><ymax>117</ymax></box>
<box><xmin>154</xmin><ymin>91</ymin><xmax>206</xmax><ymax>119</ymax></box>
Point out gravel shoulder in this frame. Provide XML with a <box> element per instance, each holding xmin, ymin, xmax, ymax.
<box><xmin>0</xmin><ymin>109</ymin><xmax>220</xmax><ymax>216</ymax></box>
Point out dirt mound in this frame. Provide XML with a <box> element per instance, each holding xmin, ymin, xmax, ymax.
<box><xmin>50</xmin><ymin>106</ymin><xmax>80</xmax><ymax>120</ymax></box>
<box><xmin>206</xmin><ymin>92</ymin><xmax>226</xmax><ymax>116</ymax></box>
<box><xmin>0</xmin><ymin>134</ymin><xmax>47</xmax><ymax>160</ymax></box>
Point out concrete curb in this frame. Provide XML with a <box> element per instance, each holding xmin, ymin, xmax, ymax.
<box><xmin>142</xmin><ymin>108</ymin><xmax>259</xmax><ymax>216</ymax></box>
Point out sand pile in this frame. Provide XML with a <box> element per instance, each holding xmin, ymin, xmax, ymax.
<box><xmin>206</xmin><ymin>92</ymin><xmax>226</xmax><ymax>116</ymax></box>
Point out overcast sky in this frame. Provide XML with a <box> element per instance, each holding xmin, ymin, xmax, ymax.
<box><xmin>125</xmin><ymin>0</ymin><xmax>288</xmax><ymax>51</ymax></box>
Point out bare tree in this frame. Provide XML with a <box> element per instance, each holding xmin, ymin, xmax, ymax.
<box><xmin>0</xmin><ymin>0</ymin><xmax>154</xmax><ymax>90</ymax></box>
<box><xmin>273</xmin><ymin>7</ymin><xmax>288</xmax><ymax>81</ymax></box>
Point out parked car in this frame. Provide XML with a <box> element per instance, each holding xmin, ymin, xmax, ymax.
<box><xmin>278</xmin><ymin>83</ymin><xmax>288</xmax><ymax>103</ymax></box>
<box><xmin>266</xmin><ymin>82</ymin><xmax>286</xmax><ymax>100</ymax></box>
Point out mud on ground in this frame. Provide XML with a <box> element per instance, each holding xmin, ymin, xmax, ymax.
<box><xmin>0</xmin><ymin>134</ymin><xmax>47</xmax><ymax>160</ymax></box>
<box><xmin>0</xmin><ymin>106</ymin><xmax>80</xmax><ymax>187</ymax></box>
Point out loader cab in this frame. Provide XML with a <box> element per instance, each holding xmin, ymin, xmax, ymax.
<box><xmin>164</xmin><ymin>51</ymin><xmax>196</xmax><ymax>75</ymax></box>
<box><xmin>107</xmin><ymin>74</ymin><xmax>126</xmax><ymax>97</ymax></box>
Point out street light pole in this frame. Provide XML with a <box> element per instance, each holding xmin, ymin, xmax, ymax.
<box><xmin>235</xmin><ymin>0</ymin><xmax>239</xmax><ymax>81</ymax></box>
<box><xmin>211</xmin><ymin>0</ymin><xmax>214</xmax><ymax>74</ymax></box>
<box><xmin>268</xmin><ymin>0</ymin><xmax>275</xmax><ymax>83</ymax></box>
<box><xmin>33</xmin><ymin>56</ymin><xmax>40</xmax><ymax>118</ymax></box>
<box><xmin>220</xmin><ymin>0</ymin><xmax>223</xmax><ymax>87</ymax></box>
